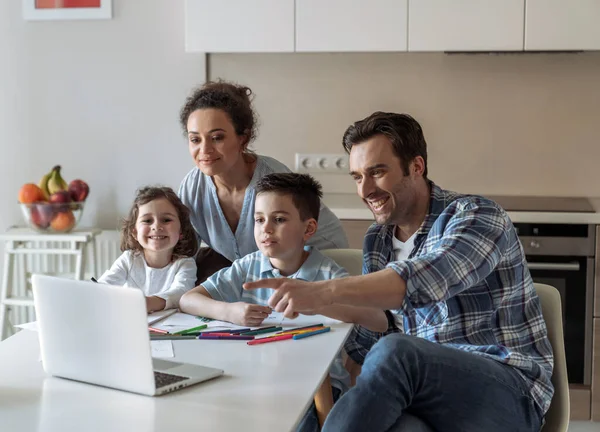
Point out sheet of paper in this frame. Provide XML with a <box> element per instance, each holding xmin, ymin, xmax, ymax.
<box><xmin>152</xmin><ymin>311</ymin><xmax>341</xmax><ymax>333</ymax></box>
<box><xmin>153</xmin><ymin>312</ymin><xmax>201</xmax><ymax>327</ymax></box>
<box><xmin>151</xmin><ymin>340</ymin><xmax>174</xmax><ymax>358</ymax></box>
<box><xmin>147</xmin><ymin>309</ymin><xmax>177</xmax><ymax>325</ymax></box>
<box><xmin>15</xmin><ymin>321</ymin><xmax>39</xmax><ymax>332</ymax></box>
<box><xmin>261</xmin><ymin>312</ymin><xmax>342</xmax><ymax>329</ymax></box>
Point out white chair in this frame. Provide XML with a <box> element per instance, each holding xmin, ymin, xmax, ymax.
<box><xmin>321</xmin><ymin>248</ymin><xmax>365</xmax><ymax>387</ymax></box>
<box><xmin>315</xmin><ymin>249</ymin><xmax>363</xmax><ymax>424</ymax></box>
<box><xmin>533</xmin><ymin>283</ymin><xmax>570</xmax><ymax>432</ymax></box>
<box><xmin>321</xmin><ymin>248</ymin><xmax>363</xmax><ymax>276</ymax></box>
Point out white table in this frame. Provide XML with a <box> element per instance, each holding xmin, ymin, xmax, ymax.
<box><xmin>0</xmin><ymin>321</ymin><xmax>353</xmax><ymax>432</ymax></box>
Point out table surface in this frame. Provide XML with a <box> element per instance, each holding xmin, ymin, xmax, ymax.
<box><xmin>0</xmin><ymin>320</ymin><xmax>352</xmax><ymax>432</ymax></box>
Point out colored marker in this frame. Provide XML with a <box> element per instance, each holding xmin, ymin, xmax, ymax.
<box><xmin>195</xmin><ymin>328</ymin><xmax>251</xmax><ymax>335</ymax></box>
<box><xmin>226</xmin><ymin>328</ymin><xmax>252</xmax><ymax>334</ymax></box>
<box><xmin>173</xmin><ymin>324</ymin><xmax>208</xmax><ymax>335</ymax></box>
<box><xmin>148</xmin><ymin>327</ymin><xmax>169</xmax><ymax>334</ymax></box>
<box><xmin>198</xmin><ymin>334</ymin><xmax>255</xmax><ymax>340</ymax></box>
<box><xmin>150</xmin><ymin>335</ymin><xmax>197</xmax><ymax>340</ymax></box>
<box><xmin>90</xmin><ymin>277</ymin><xmax>98</xmax><ymax>283</ymax></box>
<box><xmin>264</xmin><ymin>327</ymin><xmax>323</xmax><ymax>339</ymax></box>
<box><xmin>241</xmin><ymin>326</ymin><xmax>282</xmax><ymax>336</ymax></box>
<box><xmin>275</xmin><ymin>324</ymin><xmax>323</xmax><ymax>334</ymax></box>
<box><xmin>247</xmin><ymin>334</ymin><xmax>294</xmax><ymax>346</ymax></box>
<box><xmin>293</xmin><ymin>327</ymin><xmax>331</xmax><ymax>340</ymax></box>
<box><xmin>197</xmin><ymin>332</ymin><xmax>235</xmax><ymax>337</ymax></box>
<box><xmin>275</xmin><ymin>326</ymin><xmax>324</xmax><ymax>336</ymax></box>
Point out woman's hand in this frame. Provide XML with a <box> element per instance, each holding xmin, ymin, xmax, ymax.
<box><xmin>146</xmin><ymin>296</ymin><xmax>167</xmax><ymax>313</ymax></box>
<box><xmin>226</xmin><ymin>302</ymin><xmax>272</xmax><ymax>326</ymax></box>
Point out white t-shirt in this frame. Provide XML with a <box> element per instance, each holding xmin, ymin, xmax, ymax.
<box><xmin>392</xmin><ymin>231</ymin><xmax>417</xmax><ymax>262</ymax></box>
<box><xmin>98</xmin><ymin>251</ymin><xmax>197</xmax><ymax>309</ymax></box>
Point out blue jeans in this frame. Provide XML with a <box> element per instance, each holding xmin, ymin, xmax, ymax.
<box><xmin>297</xmin><ymin>386</ymin><xmax>342</xmax><ymax>432</ymax></box>
<box><xmin>323</xmin><ymin>333</ymin><xmax>543</xmax><ymax>432</ymax></box>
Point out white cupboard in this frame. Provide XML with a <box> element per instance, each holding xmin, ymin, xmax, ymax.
<box><xmin>185</xmin><ymin>0</ymin><xmax>295</xmax><ymax>53</ymax></box>
<box><xmin>295</xmin><ymin>0</ymin><xmax>408</xmax><ymax>52</ymax></box>
<box><xmin>408</xmin><ymin>0</ymin><xmax>525</xmax><ymax>52</ymax></box>
<box><xmin>525</xmin><ymin>0</ymin><xmax>600</xmax><ymax>51</ymax></box>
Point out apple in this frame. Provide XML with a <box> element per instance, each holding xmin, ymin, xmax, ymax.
<box><xmin>31</xmin><ymin>203</ymin><xmax>55</xmax><ymax>229</ymax></box>
<box><xmin>49</xmin><ymin>190</ymin><xmax>72</xmax><ymax>212</ymax></box>
<box><xmin>68</xmin><ymin>179</ymin><xmax>89</xmax><ymax>202</ymax></box>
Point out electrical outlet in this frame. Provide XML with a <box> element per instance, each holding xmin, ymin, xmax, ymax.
<box><xmin>295</xmin><ymin>153</ymin><xmax>349</xmax><ymax>174</ymax></box>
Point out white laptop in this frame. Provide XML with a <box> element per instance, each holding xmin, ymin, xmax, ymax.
<box><xmin>32</xmin><ymin>274</ymin><xmax>224</xmax><ymax>396</ymax></box>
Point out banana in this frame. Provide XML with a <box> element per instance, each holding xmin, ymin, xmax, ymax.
<box><xmin>38</xmin><ymin>170</ymin><xmax>52</xmax><ymax>200</ymax></box>
<box><xmin>47</xmin><ymin>165</ymin><xmax>68</xmax><ymax>195</ymax></box>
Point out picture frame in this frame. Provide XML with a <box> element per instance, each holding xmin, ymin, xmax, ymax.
<box><xmin>23</xmin><ymin>0</ymin><xmax>112</xmax><ymax>21</ymax></box>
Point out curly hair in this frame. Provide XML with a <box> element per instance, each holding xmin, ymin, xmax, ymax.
<box><xmin>120</xmin><ymin>186</ymin><xmax>198</xmax><ymax>260</ymax></box>
<box><xmin>179</xmin><ymin>80</ymin><xmax>258</xmax><ymax>153</ymax></box>
<box><xmin>255</xmin><ymin>173</ymin><xmax>323</xmax><ymax>221</ymax></box>
<box><xmin>342</xmin><ymin>112</ymin><xmax>428</xmax><ymax>179</ymax></box>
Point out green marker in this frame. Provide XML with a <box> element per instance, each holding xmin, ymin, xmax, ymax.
<box><xmin>241</xmin><ymin>326</ymin><xmax>283</xmax><ymax>336</ymax></box>
<box><xmin>173</xmin><ymin>324</ymin><xmax>208</xmax><ymax>335</ymax></box>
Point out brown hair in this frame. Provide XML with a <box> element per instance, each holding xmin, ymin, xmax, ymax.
<box><xmin>120</xmin><ymin>186</ymin><xmax>198</xmax><ymax>259</ymax></box>
<box><xmin>255</xmin><ymin>173</ymin><xmax>322</xmax><ymax>221</ymax></box>
<box><xmin>342</xmin><ymin>112</ymin><xmax>428</xmax><ymax>178</ymax></box>
<box><xmin>179</xmin><ymin>80</ymin><xmax>258</xmax><ymax>153</ymax></box>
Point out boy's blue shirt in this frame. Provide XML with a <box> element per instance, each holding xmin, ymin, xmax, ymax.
<box><xmin>202</xmin><ymin>246</ymin><xmax>351</xmax><ymax>392</ymax></box>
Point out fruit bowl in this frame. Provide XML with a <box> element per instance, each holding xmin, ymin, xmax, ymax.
<box><xmin>20</xmin><ymin>202</ymin><xmax>85</xmax><ymax>233</ymax></box>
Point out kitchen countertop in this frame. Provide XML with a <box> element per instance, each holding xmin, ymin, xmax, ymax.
<box><xmin>324</xmin><ymin>194</ymin><xmax>600</xmax><ymax>225</ymax></box>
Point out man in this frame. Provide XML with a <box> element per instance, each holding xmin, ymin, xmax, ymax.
<box><xmin>245</xmin><ymin>112</ymin><xmax>553</xmax><ymax>432</ymax></box>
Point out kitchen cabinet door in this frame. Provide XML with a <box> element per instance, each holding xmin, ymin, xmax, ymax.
<box><xmin>525</xmin><ymin>0</ymin><xmax>600</xmax><ymax>51</ymax></box>
<box><xmin>408</xmin><ymin>0</ymin><xmax>525</xmax><ymax>52</ymax></box>
<box><xmin>295</xmin><ymin>0</ymin><xmax>408</xmax><ymax>52</ymax></box>
<box><xmin>185</xmin><ymin>0</ymin><xmax>294</xmax><ymax>53</ymax></box>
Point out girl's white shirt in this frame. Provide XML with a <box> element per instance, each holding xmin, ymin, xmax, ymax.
<box><xmin>98</xmin><ymin>251</ymin><xmax>197</xmax><ymax>309</ymax></box>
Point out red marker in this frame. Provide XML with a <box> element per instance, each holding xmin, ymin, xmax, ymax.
<box><xmin>247</xmin><ymin>334</ymin><xmax>294</xmax><ymax>346</ymax></box>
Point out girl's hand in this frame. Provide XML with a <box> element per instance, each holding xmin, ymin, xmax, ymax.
<box><xmin>146</xmin><ymin>296</ymin><xmax>166</xmax><ymax>313</ymax></box>
<box><xmin>226</xmin><ymin>302</ymin><xmax>272</xmax><ymax>326</ymax></box>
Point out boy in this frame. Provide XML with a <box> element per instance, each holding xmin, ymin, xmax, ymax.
<box><xmin>180</xmin><ymin>172</ymin><xmax>387</xmax><ymax>431</ymax></box>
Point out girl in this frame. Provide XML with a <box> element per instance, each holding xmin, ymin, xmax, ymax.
<box><xmin>98</xmin><ymin>186</ymin><xmax>198</xmax><ymax>312</ymax></box>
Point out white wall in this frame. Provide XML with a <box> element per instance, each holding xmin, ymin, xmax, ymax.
<box><xmin>0</xmin><ymin>0</ymin><xmax>206</xmax><ymax>233</ymax></box>
<box><xmin>210</xmin><ymin>52</ymin><xmax>600</xmax><ymax>198</ymax></box>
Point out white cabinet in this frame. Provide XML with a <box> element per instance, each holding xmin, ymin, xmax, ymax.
<box><xmin>408</xmin><ymin>0</ymin><xmax>525</xmax><ymax>51</ymax></box>
<box><xmin>184</xmin><ymin>0</ymin><xmax>294</xmax><ymax>53</ymax></box>
<box><xmin>525</xmin><ymin>0</ymin><xmax>600</xmax><ymax>51</ymax></box>
<box><xmin>295</xmin><ymin>0</ymin><xmax>408</xmax><ymax>52</ymax></box>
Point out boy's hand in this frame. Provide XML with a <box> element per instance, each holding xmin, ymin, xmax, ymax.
<box><xmin>243</xmin><ymin>278</ymin><xmax>333</xmax><ymax>318</ymax></box>
<box><xmin>146</xmin><ymin>296</ymin><xmax>166</xmax><ymax>313</ymax></box>
<box><xmin>226</xmin><ymin>302</ymin><xmax>272</xmax><ymax>326</ymax></box>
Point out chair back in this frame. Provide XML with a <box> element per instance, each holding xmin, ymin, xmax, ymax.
<box><xmin>321</xmin><ymin>249</ymin><xmax>363</xmax><ymax>276</ymax></box>
<box><xmin>534</xmin><ymin>283</ymin><xmax>570</xmax><ymax>432</ymax></box>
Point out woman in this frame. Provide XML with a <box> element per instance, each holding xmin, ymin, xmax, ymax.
<box><xmin>178</xmin><ymin>81</ymin><xmax>348</xmax><ymax>282</ymax></box>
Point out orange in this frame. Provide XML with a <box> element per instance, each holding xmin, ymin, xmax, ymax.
<box><xmin>18</xmin><ymin>184</ymin><xmax>45</xmax><ymax>204</ymax></box>
<box><xmin>50</xmin><ymin>211</ymin><xmax>76</xmax><ymax>232</ymax></box>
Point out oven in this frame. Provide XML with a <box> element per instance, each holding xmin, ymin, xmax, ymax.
<box><xmin>515</xmin><ymin>223</ymin><xmax>595</xmax><ymax>385</ymax></box>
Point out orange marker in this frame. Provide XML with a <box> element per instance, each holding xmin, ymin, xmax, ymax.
<box><xmin>270</xmin><ymin>326</ymin><xmax>324</xmax><ymax>337</ymax></box>
<box><xmin>148</xmin><ymin>327</ymin><xmax>169</xmax><ymax>334</ymax></box>
<box><xmin>247</xmin><ymin>334</ymin><xmax>294</xmax><ymax>345</ymax></box>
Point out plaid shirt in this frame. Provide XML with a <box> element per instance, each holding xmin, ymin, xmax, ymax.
<box><xmin>345</xmin><ymin>182</ymin><xmax>554</xmax><ymax>415</ymax></box>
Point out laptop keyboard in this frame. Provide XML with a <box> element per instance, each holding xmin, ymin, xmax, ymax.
<box><xmin>154</xmin><ymin>371</ymin><xmax>189</xmax><ymax>388</ymax></box>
